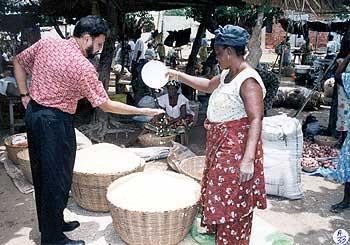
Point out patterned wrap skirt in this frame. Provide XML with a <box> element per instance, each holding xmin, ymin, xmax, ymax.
<box><xmin>200</xmin><ymin>117</ymin><xmax>267</xmax><ymax>231</ymax></box>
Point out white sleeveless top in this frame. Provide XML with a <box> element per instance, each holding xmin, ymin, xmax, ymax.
<box><xmin>207</xmin><ymin>68</ymin><xmax>266</xmax><ymax>123</ymax></box>
<box><xmin>157</xmin><ymin>94</ymin><xmax>194</xmax><ymax>119</ymax></box>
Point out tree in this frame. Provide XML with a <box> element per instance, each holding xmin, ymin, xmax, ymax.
<box><xmin>0</xmin><ymin>1</ymin><xmax>41</xmax><ymax>53</ymax></box>
<box><xmin>181</xmin><ymin>4</ymin><xmax>281</xmax><ymax>99</ymax></box>
<box><xmin>164</xmin><ymin>8</ymin><xmax>187</xmax><ymax>16</ymax></box>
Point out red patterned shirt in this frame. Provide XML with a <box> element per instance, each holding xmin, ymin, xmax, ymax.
<box><xmin>16</xmin><ymin>38</ymin><xmax>108</xmax><ymax>114</ymax></box>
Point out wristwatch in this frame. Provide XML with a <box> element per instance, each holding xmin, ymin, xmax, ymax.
<box><xmin>20</xmin><ymin>93</ymin><xmax>30</xmax><ymax>97</ymax></box>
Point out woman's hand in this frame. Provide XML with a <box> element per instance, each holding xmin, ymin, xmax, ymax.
<box><xmin>167</xmin><ymin>69</ymin><xmax>180</xmax><ymax>81</ymax></box>
<box><xmin>239</xmin><ymin>159</ymin><xmax>254</xmax><ymax>183</ymax></box>
<box><xmin>141</xmin><ymin>108</ymin><xmax>165</xmax><ymax>117</ymax></box>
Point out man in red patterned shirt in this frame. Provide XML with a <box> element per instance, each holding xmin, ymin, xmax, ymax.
<box><xmin>13</xmin><ymin>16</ymin><xmax>163</xmax><ymax>245</ymax></box>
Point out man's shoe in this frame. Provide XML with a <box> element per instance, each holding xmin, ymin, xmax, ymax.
<box><xmin>61</xmin><ymin>238</ymin><xmax>85</xmax><ymax>245</ymax></box>
<box><xmin>62</xmin><ymin>221</ymin><xmax>80</xmax><ymax>232</ymax></box>
<box><xmin>41</xmin><ymin>237</ymin><xmax>85</xmax><ymax>245</ymax></box>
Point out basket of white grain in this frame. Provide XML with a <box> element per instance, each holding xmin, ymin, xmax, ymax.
<box><xmin>72</xmin><ymin>143</ymin><xmax>145</xmax><ymax>212</ymax></box>
<box><xmin>106</xmin><ymin>170</ymin><xmax>201</xmax><ymax>245</ymax></box>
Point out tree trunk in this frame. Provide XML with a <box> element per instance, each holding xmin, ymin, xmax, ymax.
<box><xmin>246</xmin><ymin>12</ymin><xmax>264</xmax><ymax>69</ymax></box>
<box><xmin>98</xmin><ymin>36</ymin><xmax>116</xmax><ymax>90</ymax></box>
<box><xmin>184</xmin><ymin>7</ymin><xmax>214</xmax><ymax>100</ymax></box>
<box><xmin>185</xmin><ymin>22</ymin><xmax>206</xmax><ymax>77</ymax></box>
<box><xmin>77</xmin><ymin>1</ymin><xmax>123</xmax><ymax>142</ymax></box>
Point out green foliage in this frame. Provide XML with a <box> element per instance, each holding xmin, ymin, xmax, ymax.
<box><xmin>186</xmin><ymin>4</ymin><xmax>282</xmax><ymax>31</ymax></box>
<box><xmin>164</xmin><ymin>8</ymin><xmax>187</xmax><ymax>16</ymax></box>
<box><xmin>0</xmin><ymin>0</ymin><xmax>39</xmax><ymax>15</ymax></box>
<box><xmin>124</xmin><ymin>11</ymin><xmax>154</xmax><ymax>39</ymax></box>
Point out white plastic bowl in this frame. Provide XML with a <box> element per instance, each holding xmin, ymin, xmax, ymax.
<box><xmin>141</xmin><ymin>60</ymin><xmax>169</xmax><ymax>89</ymax></box>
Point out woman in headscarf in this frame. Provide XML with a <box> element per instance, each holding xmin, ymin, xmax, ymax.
<box><xmin>168</xmin><ymin>25</ymin><xmax>266</xmax><ymax>244</ymax></box>
<box><xmin>147</xmin><ymin>80</ymin><xmax>194</xmax><ymax>144</ymax></box>
<box><xmin>156</xmin><ymin>80</ymin><xmax>194</xmax><ymax>125</ymax></box>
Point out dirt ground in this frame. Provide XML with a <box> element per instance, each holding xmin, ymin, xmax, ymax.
<box><xmin>1</xmin><ymin>108</ymin><xmax>349</xmax><ymax>245</ymax></box>
<box><xmin>1</xmin><ymin>51</ymin><xmax>349</xmax><ymax>245</ymax></box>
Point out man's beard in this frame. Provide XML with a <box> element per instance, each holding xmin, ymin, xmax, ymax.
<box><xmin>86</xmin><ymin>44</ymin><xmax>96</xmax><ymax>59</ymax></box>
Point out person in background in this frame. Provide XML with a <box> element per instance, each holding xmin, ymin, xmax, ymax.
<box><xmin>115</xmin><ymin>44</ymin><xmax>132</xmax><ymax>70</ymax></box>
<box><xmin>130</xmin><ymin>29</ymin><xmax>149</xmax><ymax>104</ymax></box>
<box><xmin>330</xmin><ymin>50</ymin><xmax>350</xmax><ymax>213</ymax></box>
<box><xmin>127</xmin><ymin>39</ymin><xmax>135</xmax><ymax>67</ymax></box>
<box><xmin>326</xmin><ymin>34</ymin><xmax>339</xmax><ymax>60</ymax></box>
<box><xmin>148</xmin><ymin>80</ymin><xmax>194</xmax><ymax>145</ymax></box>
<box><xmin>166</xmin><ymin>45</ymin><xmax>178</xmax><ymax>69</ymax></box>
<box><xmin>168</xmin><ymin>25</ymin><xmax>267</xmax><ymax>244</ymax></box>
<box><xmin>144</xmin><ymin>42</ymin><xmax>156</xmax><ymax>60</ymax></box>
<box><xmin>202</xmin><ymin>38</ymin><xmax>219</xmax><ymax>78</ymax></box>
<box><xmin>198</xmin><ymin>38</ymin><xmax>209</xmax><ymax>70</ymax></box>
<box><xmin>154</xmin><ymin>32</ymin><xmax>165</xmax><ymax>62</ymax></box>
<box><xmin>0</xmin><ymin>49</ymin><xmax>4</xmax><ymax>74</ymax></box>
<box><xmin>13</xmin><ymin>16</ymin><xmax>163</xmax><ymax>245</ymax></box>
<box><xmin>276</xmin><ymin>37</ymin><xmax>291</xmax><ymax>67</ymax></box>
<box><xmin>131</xmin><ymin>29</ymin><xmax>145</xmax><ymax>72</ymax></box>
<box><xmin>335</xmin><ymin>47</ymin><xmax>350</xmax><ymax>149</ymax></box>
<box><xmin>156</xmin><ymin>80</ymin><xmax>194</xmax><ymax>125</ymax></box>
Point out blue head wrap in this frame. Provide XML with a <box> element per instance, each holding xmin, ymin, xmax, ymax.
<box><xmin>214</xmin><ymin>25</ymin><xmax>250</xmax><ymax>47</ymax></box>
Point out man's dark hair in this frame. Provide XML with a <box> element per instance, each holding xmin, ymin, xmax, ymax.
<box><xmin>73</xmin><ymin>15</ymin><xmax>108</xmax><ymax>38</ymax></box>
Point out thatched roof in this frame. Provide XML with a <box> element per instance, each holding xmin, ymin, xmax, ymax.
<box><xmin>112</xmin><ymin>0</ymin><xmax>245</xmax><ymax>12</ymax></box>
<box><xmin>41</xmin><ymin>0</ymin><xmax>349</xmax><ymax>16</ymax></box>
<box><xmin>115</xmin><ymin>0</ymin><xmax>349</xmax><ymax>13</ymax></box>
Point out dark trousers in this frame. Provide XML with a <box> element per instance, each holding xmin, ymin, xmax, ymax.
<box><xmin>25</xmin><ymin>101</ymin><xmax>76</xmax><ymax>243</ymax></box>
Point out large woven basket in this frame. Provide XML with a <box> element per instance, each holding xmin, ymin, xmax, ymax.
<box><xmin>72</xmin><ymin>162</ymin><xmax>145</xmax><ymax>212</ymax></box>
<box><xmin>138</xmin><ymin>133</ymin><xmax>176</xmax><ymax>147</ymax></box>
<box><xmin>107</xmin><ymin>172</ymin><xmax>199</xmax><ymax>245</ymax></box>
<box><xmin>4</xmin><ymin>133</ymin><xmax>28</xmax><ymax>165</ymax></box>
<box><xmin>178</xmin><ymin>156</ymin><xmax>206</xmax><ymax>182</ymax></box>
<box><xmin>16</xmin><ymin>149</ymin><xmax>33</xmax><ymax>184</ymax></box>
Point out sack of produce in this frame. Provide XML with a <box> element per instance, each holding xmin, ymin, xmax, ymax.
<box><xmin>262</xmin><ymin>115</ymin><xmax>304</xmax><ymax>199</ymax></box>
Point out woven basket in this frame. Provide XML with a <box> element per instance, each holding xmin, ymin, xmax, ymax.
<box><xmin>138</xmin><ymin>133</ymin><xmax>176</xmax><ymax>147</ymax></box>
<box><xmin>314</xmin><ymin>135</ymin><xmax>337</xmax><ymax>147</ymax></box>
<box><xmin>178</xmin><ymin>156</ymin><xmax>206</xmax><ymax>182</ymax></box>
<box><xmin>16</xmin><ymin>149</ymin><xmax>33</xmax><ymax>184</ymax></box>
<box><xmin>4</xmin><ymin>133</ymin><xmax>28</xmax><ymax>165</ymax></box>
<box><xmin>107</xmin><ymin>173</ymin><xmax>199</xmax><ymax>245</ymax></box>
<box><xmin>72</xmin><ymin>161</ymin><xmax>145</xmax><ymax>212</ymax></box>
